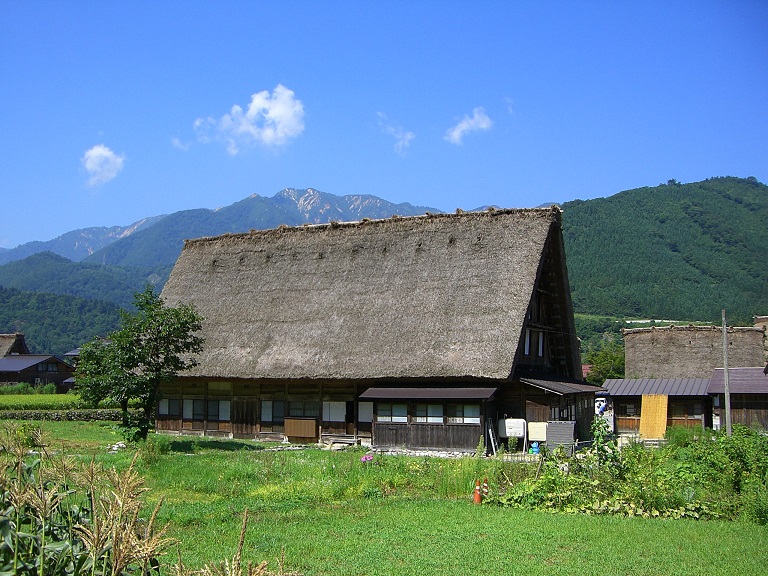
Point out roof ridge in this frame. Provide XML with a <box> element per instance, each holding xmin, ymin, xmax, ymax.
<box><xmin>182</xmin><ymin>205</ymin><xmax>562</xmax><ymax>247</ymax></box>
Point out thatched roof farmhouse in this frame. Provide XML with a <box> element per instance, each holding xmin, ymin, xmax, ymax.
<box><xmin>159</xmin><ymin>207</ymin><xmax>597</xmax><ymax>451</ymax></box>
<box><xmin>0</xmin><ymin>333</ymin><xmax>30</xmax><ymax>357</ymax></box>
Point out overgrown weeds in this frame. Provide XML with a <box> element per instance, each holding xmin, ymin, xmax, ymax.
<box><xmin>489</xmin><ymin>420</ymin><xmax>768</xmax><ymax>522</ymax></box>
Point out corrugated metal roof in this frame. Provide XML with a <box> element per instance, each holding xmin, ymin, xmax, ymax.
<box><xmin>603</xmin><ymin>378</ymin><xmax>710</xmax><ymax>397</ymax></box>
<box><xmin>708</xmin><ymin>367</ymin><xmax>768</xmax><ymax>394</ymax></box>
<box><xmin>520</xmin><ymin>379</ymin><xmax>605</xmax><ymax>396</ymax></box>
<box><xmin>0</xmin><ymin>355</ymin><xmax>56</xmax><ymax>373</ymax></box>
<box><xmin>358</xmin><ymin>387</ymin><xmax>498</xmax><ymax>400</ymax></box>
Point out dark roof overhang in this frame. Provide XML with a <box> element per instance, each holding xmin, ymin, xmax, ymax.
<box><xmin>358</xmin><ymin>387</ymin><xmax>498</xmax><ymax>400</ymax></box>
<box><xmin>708</xmin><ymin>367</ymin><xmax>768</xmax><ymax>394</ymax></box>
<box><xmin>521</xmin><ymin>378</ymin><xmax>606</xmax><ymax>396</ymax></box>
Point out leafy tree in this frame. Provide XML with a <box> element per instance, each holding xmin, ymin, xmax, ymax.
<box><xmin>76</xmin><ymin>286</ymin><xmax>204</xmax><ymax>439</ymax></box>
<box><xmin>584</xmin><ymin>340</ymin><xmax>625</xmax><ymax>386</ymax></box>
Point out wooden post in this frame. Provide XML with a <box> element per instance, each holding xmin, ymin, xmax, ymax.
<box><xmin>722</xmin><ymin>310</ymin><xmax>732</xmax><ymax>437</ymax></box>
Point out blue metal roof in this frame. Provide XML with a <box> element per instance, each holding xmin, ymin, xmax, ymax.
<box><xmin>603</xmin><ymin>378</ymin><xmax>710</xmax><ymax>397</ymax></box>
<box><xmin>0</xmin><ymin>355</ymin><xmax>56</xmax><ymax>373</ymax></box>
<box><xmin>708</xmin><ymin>367</ymin><xmax>768</xmax><ymax>394</ymax></box>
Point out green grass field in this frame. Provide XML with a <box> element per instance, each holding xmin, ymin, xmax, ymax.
<box><xmin>9</xmin><ymin>421</ymin><xmax>768</xmax><ymax>575</ymax></box>
<box><xmin>0</xmin><ymin>393</ymin><xmax>83</xmax><ymax>410</ymax></box>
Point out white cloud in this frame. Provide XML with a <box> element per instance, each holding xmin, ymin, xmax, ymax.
<box><xmin>196</xmin><ymin>84</ymin><xmax>305</xmax><ymax>154</ymax></box>
<box><xmin>171</xmin><ymin>137</ymin><xmax>190</xmax><ymax>151</ymax></box>
<box><xmin>81</xmin><ymin>144</ymin><xmax>125</xmax><ymax>186</ymax></box>
<box><xmin>444</xmin><ymin>107</ymin><xmax>493</xmax><ymax>145</ymax></box>
<box><xmin>377</xmin><ymin>112</ymin><xmax>415</xmax><ymax>154</ymax></box>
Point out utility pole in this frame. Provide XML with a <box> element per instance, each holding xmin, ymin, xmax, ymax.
<box><xmin>722</xmin><ymin>309</ymin><xmax>732</xmax><ymax>436</ymax></box>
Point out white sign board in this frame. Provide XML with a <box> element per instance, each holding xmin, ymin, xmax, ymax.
<box><xmin>498</xmin><ymin>418</ymin><xmax>526</xmax><ymax>438</ymax></box>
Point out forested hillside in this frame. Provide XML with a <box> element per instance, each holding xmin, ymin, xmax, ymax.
<box><xmin>562</xmin><ymin>176</ymin><xmax>766</xmax><ymax>325</ymax></box>
<box><xmin>0</xmin><ymin>252</ymin><xmax>167</xmax><ymax>309</ymax></box>
<box><xmin>0</xmin><ymin>286</ymin><xmax>121</xmax><ymax>354</ymax></box>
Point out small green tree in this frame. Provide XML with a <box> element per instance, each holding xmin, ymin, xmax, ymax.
<box><xmin>584</xmin><ymin>340</ymin><xmax>625</xmax><ymax>386</ymax></box>
<box><xmin>76</xmin><ymin>286</ymin><xmax>204</xmax><ymax>439</ymax></box>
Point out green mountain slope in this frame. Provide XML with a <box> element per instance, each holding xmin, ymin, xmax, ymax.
<box><xmin>0</xmin><ymin>286</ymin><xmax>122</xmax><ymax>354</ymax></box>
<box><xmin>0</xmin><ymin>252</ymin><xmax>167</xmax><ymax>309</ymax></box>
<box><xmin>562</xmin><ymin>176</ymin><xmax>767</xmax><ymax>324</ymax></box>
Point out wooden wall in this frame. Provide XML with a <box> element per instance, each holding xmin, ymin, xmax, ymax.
<box><xmin>373</xmin><ymin>423</ymin><xmax>481</xmax><ymax>451</ymax></box>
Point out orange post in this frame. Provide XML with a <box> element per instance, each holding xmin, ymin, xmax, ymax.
<box><xmin>482</xmin><ymin>477</ymin><xmax>489</xmax><ymax>499</ymax></box>
<box><xmin>473</xmin><ymin>479</ymin><xmax>482</xmax><ymax>504</ymax></box>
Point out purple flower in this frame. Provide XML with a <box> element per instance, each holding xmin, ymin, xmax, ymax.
<box><xmin>360</xmin><ymin>454</ymin><xmax>374</xmax><ymax>463</ymax></box>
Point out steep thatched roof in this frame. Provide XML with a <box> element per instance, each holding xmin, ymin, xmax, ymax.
<box><xmin>0</xmin><ymin>333</ymin><xmax>29</xmax><ymax>357</ymax></box>
<box><xmin>162</xmin><ymin>207</ymin><xmax>567</xmax><ymax>381</ymax></box>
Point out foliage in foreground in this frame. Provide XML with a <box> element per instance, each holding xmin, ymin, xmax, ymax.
<box><xmin>0</xmin><ymin>422</ymin><xmax>171</xmax><ymax>575</ymax></box>
<box><xmin>0</xmin><ymin>422</ymin><xmax>300</xmax><ymax>576</ymax></box>
<box><xmin>491</xmin><ymin>420</ymin><xmax>768</xmax><ymax>523</ymax></box>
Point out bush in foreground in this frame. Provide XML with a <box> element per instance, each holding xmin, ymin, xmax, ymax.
<box><xmin>491</xmin><ymin>420</ymin><xmax>768</xmax><ymax>523</ymax></box>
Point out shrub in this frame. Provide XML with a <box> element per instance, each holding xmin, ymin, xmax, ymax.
<box><xmin>0</xmin><ymin>382</ymin><xmax>33</xmax><ymax>395</ymax></box>
<box><xmin>490</xmin><ymin>423</ymin><xmax>768</xmax><ymax>522</ymax></box>
<box><xmin>139</xmin><ymin>433</ymin><xmax>171</xmax><ymax>465</ymax></box>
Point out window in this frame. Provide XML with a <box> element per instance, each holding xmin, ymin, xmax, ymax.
<box><xmin>537</xmin><ymin>332</ymin><xmax>545</xmax><ymax>357</ymax></box>
<box><xmin>158</xmin><ymin>398</ymin><xmax>181</xmax><ymax>417</ymax></box>
<box><xmin>617</xmin><ymin>403</ymin><xmax>637</xmax><ymax>417</ymax></box>
<box><xmin>261</xmin><ymin>400</ymin><xmax>285</xmax><ymax>423</ymax></box>
<box><xmin>358</xmin><ymin>401</ymin><xmax>373</xmax><ymax>423</ymax></box>
<box><xmin>288</xmin><ymin>401</ymin><xmax>319</xmax><ymax>418</ymax></box>
<box><xmin>447</xmin><ymin>404</ymin><xmax>481</xmax><ymax>424</ymax></box>
<box><xmin>183</xmin><ymin>399</ymin><xmax>206</xmax><ymax>420</ymax></box>
<box><xmin>413</xmin><ymin>404</ymin><xmax>443</xmax><ymax>423</ymax></box>
<box><xmin>206</xmin><ymin>400</ymin><xmax>230</xmax><ymax>422</ymax></box>
<box><xmin>38</xmin><ymin>363</ymin><xmax>58</xmax><ymax>373</ymax></box>
<box><xmin>524</xmin><ymin>329</ymin><xmax>531</xmax><ymax>356</ymax></box>
<box><xmin>322</xmin><ymin>401</ymin><xmax>346</xmax><ymax>422</ymax></box>
<box><xmin>377</xmin><ymin>403</ymin><xmax>407</xmax><ymax>423</ymax></box>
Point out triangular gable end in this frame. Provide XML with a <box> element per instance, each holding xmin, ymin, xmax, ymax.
<box><xmin>513</xmin><ymin>221</ymin><xmax>581</xmax><ymax>381</ymax></box>
<box><xmin>0</xmin><ymin>333</ymin><xmax>30</xmax><ymax>357</ymax></box>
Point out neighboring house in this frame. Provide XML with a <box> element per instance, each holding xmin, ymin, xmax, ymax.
<box><xmin>605</xmin><ymin>323</ymin><xmax>768</xmax><ymax>438</ymax></box>
<box><xmin>1</xmin><ymin>332</ymin><xmax>75</xmax><ymax>392</ymax></box>
<box><xmin>159</xmin><ymin>207</ymin><xmax>600</xmax><ymax>451</ymax></box>
<box><xmin>604</xmin><ymin>365</ymin><xmax>768</xmax><ymax>438</ymax></box>
<box><xmin>0</xmin><ymin>354</ymin><xmax>75</xmax><ymax>392</ymax></box>
<box><xmin>0</xmin><ymin>333</ymin><xmax>31</xmax><ymax>356</ymax></box>
<box><xmin>709</xmin><ymin>367</ymin><xmax>768</xmax><ymax>430</ymax></box>
<box><xmin>602</xmin><ymin>378</ymin><xmax>712</xmax><ymax>435</ymax></box>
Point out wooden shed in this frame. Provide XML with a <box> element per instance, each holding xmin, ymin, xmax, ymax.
<box><xmin>159</xmin><ymin>207</ymin><xmax>593</xmax><ymax>451</ymax></box>
<box><xmin>603</xmin><ymin>378</ymin><xmax>713</xmax><ymax>436</ymax></box>
<box><xmin>708</xmin><ymin>367</ymin><xmax>768</xmax><ymax>430</ymax></box>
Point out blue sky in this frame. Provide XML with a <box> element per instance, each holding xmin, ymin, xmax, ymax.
<box><xmin>2</xmin><ymin>1</ymin><xmax>767</xmax><ymax>248</ymax></box>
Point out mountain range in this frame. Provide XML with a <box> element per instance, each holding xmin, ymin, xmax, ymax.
<box><xmin>1</xmin><ymin>178</ymin><xmax>766</xmax><ymax>354</ymax></box>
